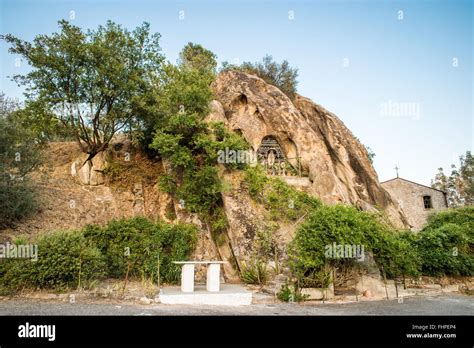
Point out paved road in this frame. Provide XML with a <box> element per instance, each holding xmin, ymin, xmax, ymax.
<box><xmin>0</xmin><ymin>294</ymin><xmax>472</xmax><ymax>315</ymax></box>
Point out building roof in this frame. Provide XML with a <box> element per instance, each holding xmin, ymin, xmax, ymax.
<box><xmin>380</xmin><ymin>177</ymin><xmax>447</xmax><ymax>194</ymax></box>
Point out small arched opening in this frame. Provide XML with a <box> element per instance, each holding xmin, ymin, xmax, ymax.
<box><xmin>257</xmin><ymin>135</ymin><xmax>300</xmax><ymax>176</ymax></box>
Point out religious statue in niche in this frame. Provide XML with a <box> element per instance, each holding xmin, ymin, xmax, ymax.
<box><xmin>257</xmin><ymin>136</ymin><xmax>290</xmax><ymax>176</ymax></box>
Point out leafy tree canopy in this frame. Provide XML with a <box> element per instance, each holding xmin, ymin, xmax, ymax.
<box><xmin>178</xmin><ymin>42</ymin><xmax>217</xmax><ymax>76</ymax></box>
<box><xmin>0</xmin><ymin>93</ymin><xmax>42</xmax><ymax>227</ymax></box>
<box><xmin>146</xmin><ymin>44</ymin><xmax>247</xmax><ymax>220</ymax></box>
<box><xmin>221</xmin><ymin>55</ymin><xmax>299</xmax><ymax>99</ymax></box>
<box><xmin>432</xmin><ymin>151</ymin><xmax>473</xmax><ymax>207</ymax></box>
<box><xmin>1</xmin><ymin>20</ymin><xmax>164</xmax><ymax>161</ymax></box>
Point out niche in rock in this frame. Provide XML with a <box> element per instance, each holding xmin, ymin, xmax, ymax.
<box><xmin>257</xmin><ymin>136</ymin><xmax>287</xmax><ymax>175</ymax></box>
<box><xmin>257</xmin><ymin>135</ymin><xmax>301</xmax><ymax>176</ymax></box>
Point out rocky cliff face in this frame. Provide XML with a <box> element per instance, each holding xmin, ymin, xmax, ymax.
<box><xmin>1</xmin><ymin>70</ymin><xmax>410</xmax><ymax>284</ymax></box>
<box><xmin>211</xmin><ymin>70</ymin><xmax>408</xmax><ymax>228</ymax></box>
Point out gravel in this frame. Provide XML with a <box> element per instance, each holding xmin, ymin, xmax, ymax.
<box><xmin>0</xmin><ymin>294</ymin><xmax>472</xmax><ymax>316</ymax></box>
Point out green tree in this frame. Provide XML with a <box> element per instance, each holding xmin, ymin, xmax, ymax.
<box><xmin>148</xmin><ymin>63</ymin><xmax>213</xmax><ymax>166</ymax></box>
<box><xmin>147</xmin><ymin>66</ymin><xmax>223</xmax><ymax>216</ymax></box>
<box><xmin>0</xmin><ymin>93</ymin><xmax>42</xmax><ymax>227</ymax></box>
<box><xmin>148</xmin><ymin>45</ymin><xmax>247</xmax><ymax>220</ymax></box>
<box><xmin>432</xmin><ymin>167</ymin><xmax>449</xmax><ymax>193</ymax></box>
<box><xmin>221</xmin><ymin>55</ymin><xmax>299</xmax><ymax>99</ymax></box>
<box><xmin>432</xmin><ymin>151</ymin><xmax>473</xmax><ymax>207</ymax></box>
<box><xmin>178</xmin><ymin>42</ymin><xmax>217</xmax><ymax>75</ymax></box>
<box><xmin>1</xmin><ymin>20</ymin><xmax>164</xmax><ymax>162</ymax></box>
<box><xmin>456</xmin><ymin>151</ymin><xmax>474</xmax><ymax>205</ymax></box>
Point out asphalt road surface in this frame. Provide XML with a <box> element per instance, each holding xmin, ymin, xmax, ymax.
<box><xmin>0</xmin><ymin>294</ymin><xmax>472</xmax><ymax>315</ymax></box>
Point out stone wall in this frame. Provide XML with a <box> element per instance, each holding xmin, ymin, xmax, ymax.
<box><xmin>381</xmin><ymin>178</ymin><xmax>447</xmax><ymax>231</ymax></box>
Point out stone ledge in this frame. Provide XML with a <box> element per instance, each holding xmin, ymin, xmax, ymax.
<box><xmin>281</xmin><ymin>176</ymin><xmax>311</xmax><ymax>187</ymax></box>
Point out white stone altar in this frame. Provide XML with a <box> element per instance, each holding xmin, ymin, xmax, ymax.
<box><xmin>159</xmin><ymin>261</ymin><xmax>252</xmax><ymax>306</ymax></box>
<box><xmin>173</xmin><ymin>261</ymin><xmax>227</xmax><ymax>293</ymax></box>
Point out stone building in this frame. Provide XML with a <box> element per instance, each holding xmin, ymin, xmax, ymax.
<box><xmin>381</xmin><ymin>177</ymin><xmax>448</xmax><ymax>231</ymax></box>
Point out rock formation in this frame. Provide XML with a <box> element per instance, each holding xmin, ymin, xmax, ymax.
<box><xmin>1</xmin><ymin>70</ymin><xmax>410</xmax><ymax>284</ymax></box>
<box><xmin>211</xmin><ymin>70</ymin><xmax>408</xmax><ymax>228</ymax></box>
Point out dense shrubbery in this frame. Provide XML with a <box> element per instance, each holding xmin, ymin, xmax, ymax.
<box><xmin>415</xmin><ymin>206</ymin><xmax>473</xmax><ymax>276</ymax></box>
<box><xmin>242</xmin><ymin>187</ymin><xmax>472</xmax><ymax>295</ymax></box>
<box><xmin>289</xmin><ymin>205</ymin><xmax>420</xmax><ymax>282</ymax></box>
<box><xmin>288</xmin><ymin>205</ymin><xmax>473</xmax><ymax>287</ymax></box>
<box><xmin>0</xmin><ymin>217</ymin><xmax>197</xmax><ymax>294</ymax></box>
<box><xmin>416</xmin><ymin>224</ymin><xmax>472</xmax><ymax>276</ymax></box>
<box><xmin>83</xmin><ymin>217</ymin><xmax>197</xmax><ymax>282</ymax></box>
<box><xmin>422</xmin><ymin>206</ymin><xmax>474</xmax><ymax>232</ymax></box>
<box><xmin>241</xmin><ymin>165</ymin><xmax>322</xmax><ymax>284</ymax></box>
<box><xmin>0</xmin><ymin>231</ymin><xmax>106</xmax><ymax>294</ymax></box>
<box><xmin>244</xmin><ymin>165</ymin><xmax>321</xmax><ymax>221</ymax></box>
<box><xmin>0</xmin><ymin>94</ymin><xmax>42</xmax><ymax>228</ymax></box>
<box><xmin>0</xmin><ymin>182</ymin><xmax>39</xmax><ymax>228</ymax></box>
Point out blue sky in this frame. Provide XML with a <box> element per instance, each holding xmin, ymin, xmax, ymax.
<box><xmin>1</xmin><ymin>0</ymin><xmax>472</xmax><ymax>185</ymax></box>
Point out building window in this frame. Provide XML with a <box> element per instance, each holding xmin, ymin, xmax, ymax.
<box><xmin>423</xmin><ymin>196</ymin><xmax>432</xmax><ymax>209</ymax></box>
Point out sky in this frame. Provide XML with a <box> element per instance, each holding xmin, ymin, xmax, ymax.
<box><xmin>1</xmin><ymin>0</ymin><xmax>472</xmax><ymax>185</ymax></box>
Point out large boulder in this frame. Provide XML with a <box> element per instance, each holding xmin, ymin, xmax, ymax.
<box><xmin>205</xmin><ymin>100</ymin><xmax>227</xmax><ymax>124</ymax></box>
<box><xmin>212</xmin><ymin>70</ymin><xmax>408</xmax><ymax>228</ymax></box>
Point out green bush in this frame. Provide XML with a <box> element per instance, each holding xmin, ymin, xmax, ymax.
<box><xmin>277</xmin><ymin>282</ymin><xmax>308</xmax><ymax>302</ymax></box>
<box><xmin>377</xmin><ymin>230</ymin><xmax>421</xmax><ymax>278</ymax></box>
<box><xmin>290</xmin><ymin>205</ymin><xmax>473</xmax><ymax>282</ymax></box>
<box><xmin>0</xmin><ymin>217</ymin><xmax>198</xmax><ymax>294</ymax></box>
<box><xmin>83</xmin><ymin>217</ymin><xmax>197</xmax><ymax>283</ymax></box>
<box><xmin>289</xmin><ymin>204</ymin><xmax>421</xmax><ymax>283</ymax></box>
<box><xmin>417</xmin><ymin>225</ymin><xmax>472</xmax><ymax>276</ymax></box>
<box><xmin>415</xmin><ymin>206</ymin><xmax>473</xmax><ymax>276</ymax></box>
<box><xmin>423</xmin><ymin>206</ymin><xmax>474</xmax><ymax>234</ymax></box>
<box><xmin>195</xmin><ymin>122</ymin><xmax>249</xmax><ymax>170</ymax></box>
<box><xmin>156</xmin><ymin>222</ymin><xmax>199</xmax><ymax>282</ymax></box>
<box><xmin>243</xmin><ymin>165</ymin><xmax>268</xmax><ymax>199</ymax></box>
<box><xmin>177</xmin><ymin>166</ymin><xmax>223</xmax><ymax>218</ymax></box>
<box><xmin>244</xmin><ymin>165</ymin><xmax>321</xmax><ymax>221</ymax></box>
<box><xmin>0</xmin><ymin>231</ymin><xmax>107</xmax><ymax>293</ymax></box>
<box><xmin>83</xmin><ymin>217</ymin><xmax>156</xmax><ymax>278</ymax></box>
<box><xmin>265</xmin><ymin>178</ymin><xmax>321</xmax><ymax>220</ymax></box>
<box><xmin>0</xmin><ymin>181</ymin><xmax>39</xmax><ymax>228</ymax></box>
<box><xmin>0</xmin><ymin>94</ymin><xmax>42</xmax><ymax>228</ymax></box>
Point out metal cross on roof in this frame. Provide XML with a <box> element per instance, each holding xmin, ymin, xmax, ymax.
<box><xmin>394</xmin><ymin>165</ymin><xmax>400</xmax><ymax>178</ymax></box>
